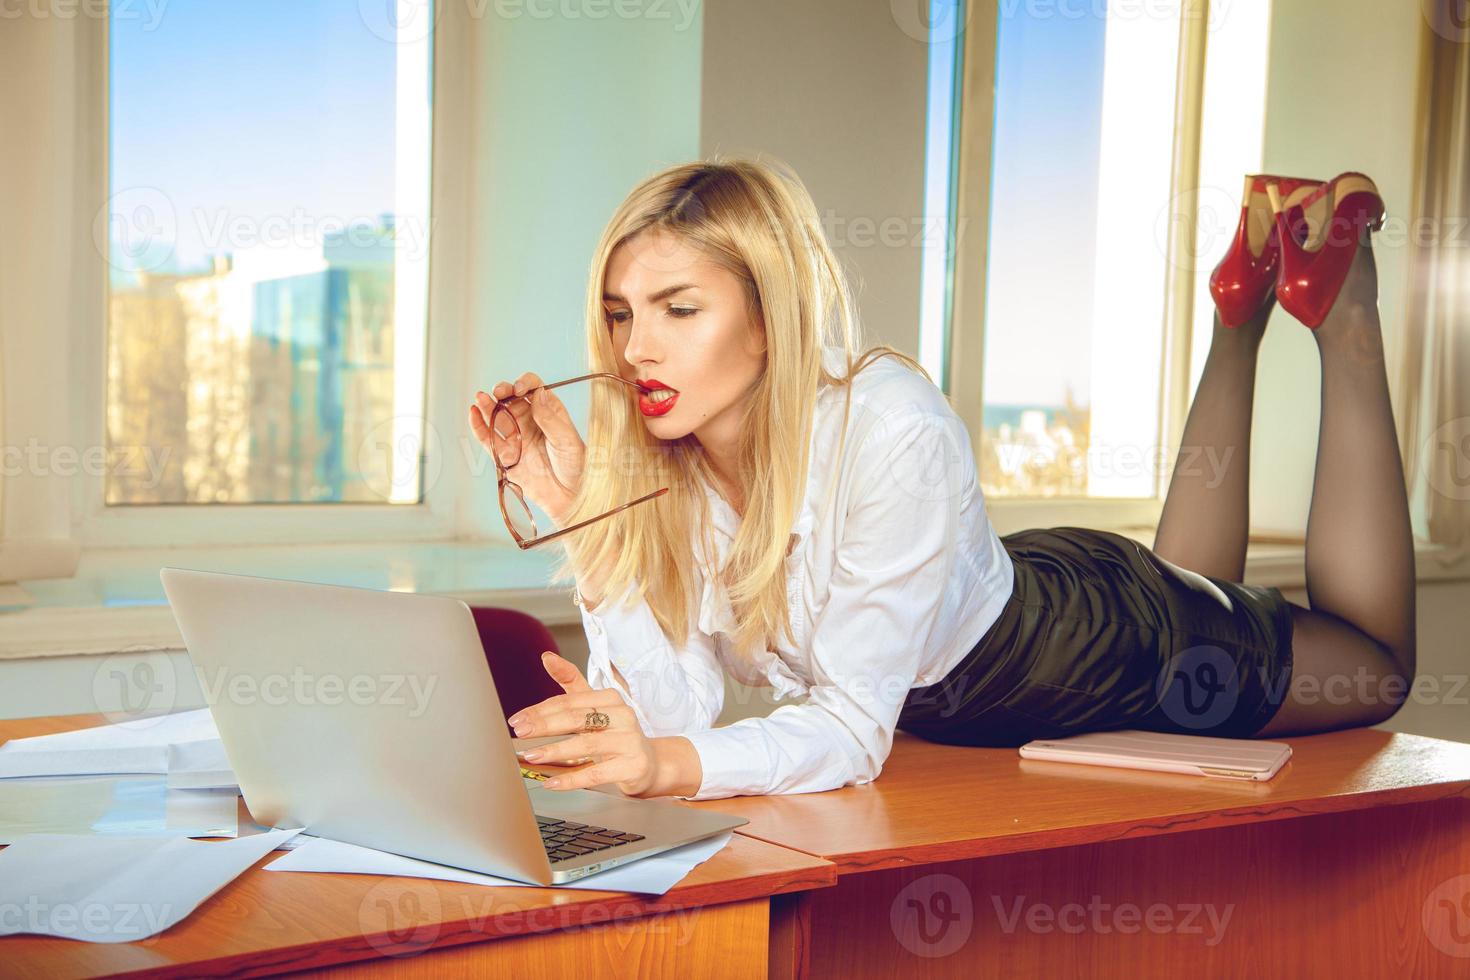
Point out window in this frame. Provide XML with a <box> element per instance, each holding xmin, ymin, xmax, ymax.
<box><xmin>940</xmin><ymin>2</ymin><xmax>1273</xmax><ymax>516</ymax></box>
<box><xmin>103</xmin><ymin>2</ymin><xmax>432</xmax><ymax>507</ymax></box>
<box><xmin>979</xmin><ymin>4</ymin><xmax>1180</xmax><ymax>499</ymax></box>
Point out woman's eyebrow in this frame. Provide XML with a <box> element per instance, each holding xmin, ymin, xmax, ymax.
<box><xmin>602</xmin><ymin>283</ymin><xmax>699</xmax><ymax>304</ymax></box>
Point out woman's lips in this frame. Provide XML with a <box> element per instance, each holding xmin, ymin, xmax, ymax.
<box><xmin>638</xmin><ymin>387</ymin><xmax>679</xmax><ymax>417</ymax></box>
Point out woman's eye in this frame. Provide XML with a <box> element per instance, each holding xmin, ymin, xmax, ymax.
<box><xmin>606</xmin><ymin>310</ymin><xmax>630</xmax><ymax>325</ymax></box>
<box><xmin>668</xmin><ymin>306</ymin><xmax>697</xmax><ymax>318</ymax></box>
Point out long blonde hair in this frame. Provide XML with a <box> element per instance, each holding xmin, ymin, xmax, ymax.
<box><xmin>552</xmin><ymin>156</ymin><xmax>932</xmax><ymax>657</ymax></box>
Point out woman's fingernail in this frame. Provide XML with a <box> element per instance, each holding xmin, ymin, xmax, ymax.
<box><xmin>507</xmin><ymin>714</ymin><xmax>523</xmax><ymax>726</ymax></box>
<box><xmin>521</xmin><ymin>749</ymin><xmax>543</xmax><ymax>762</ymax></box>
<box><xmin>544</xmin><ymin>778</ymin><xmax>562</xmax><ymax>789</ymax></box>
<box><xmin>512</xmin><ymin>723</ymin><xmax>528</xmax><ymax>736</ymax></box>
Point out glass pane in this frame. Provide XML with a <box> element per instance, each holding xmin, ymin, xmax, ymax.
<box><xmin>979</xmin><ymin>3</ymin><xmax>1180</xmax><ymax>498</ymax></box>
<box><xmin>104</xmin><ymin>2</ymin><xmax>432</xmax><ymax>505</ymax></box>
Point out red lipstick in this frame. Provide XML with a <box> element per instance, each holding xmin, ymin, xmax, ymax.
<box><xmin>638</xmin><ymin>378</ymin><xmax>680</xmax><ymax>418</ymax></box>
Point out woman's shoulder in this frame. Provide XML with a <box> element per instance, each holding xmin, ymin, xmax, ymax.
<box><xmin>819</xmin><ymin>344</ymin><xmax>958</xmax><ymax>431</ymax></box>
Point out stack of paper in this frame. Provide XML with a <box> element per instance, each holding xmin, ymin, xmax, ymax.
<box><xmin>0</xmin><ymin>710</ymin><xmax>240</xmax><ymax>842</ymax></box>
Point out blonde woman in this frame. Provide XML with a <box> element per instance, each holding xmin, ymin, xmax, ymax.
<box><xmin>468</xmin><ymin>159</ymin><xmax>1415</xmax><ymax>801</ymax></box>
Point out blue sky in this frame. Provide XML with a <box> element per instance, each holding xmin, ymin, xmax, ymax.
<box><xmin>110</xmin><ymin>2</ymin><xmax>402</xmax><ymax>272</ymax></box>
<box><xmin>982</xmin><ymin>6</ymin><xmax>1106</xmax><ymax>407</ymax></box>
<box><xmin>113</xmin><ymin>1</ymin><xmax>1106</xmax><ymax>409</ymax></box>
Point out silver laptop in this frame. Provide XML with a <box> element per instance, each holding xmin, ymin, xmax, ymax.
<box><xmin>159</xmin><ymin>567</ymin><xmax>746</xmax><ymax>885</ymax></box>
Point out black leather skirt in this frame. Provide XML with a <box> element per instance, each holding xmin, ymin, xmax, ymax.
<box><xmin>897</xmin><ymin>526</ymin><xmax>1296</xmax><ymax>746</ymax></box>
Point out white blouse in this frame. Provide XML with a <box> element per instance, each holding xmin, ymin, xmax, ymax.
<box><xmin>577</xmin><ymin>346</ymin><xmax>1014</xmax><ymax>800</ymax></box>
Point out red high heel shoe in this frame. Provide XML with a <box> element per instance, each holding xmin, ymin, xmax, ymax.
<box><xmin>1268</xmin><ymin>172</ymin><xmax>1386</xmax><ymax>329</ymax></box>
<box><xmin>1208</xmin><ymin>174</ymin><xmax>1320</xmax><ymax>328</ymax></box>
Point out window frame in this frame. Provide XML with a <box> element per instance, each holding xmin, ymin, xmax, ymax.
<box><xmin>943</xmin><ymin>0</ymin><xmax>1213</xmax><ymax>536</ymax></box>
<box><xmin>64</xmin><ymin>7</ymin><xmax>483</xmax><ymax>550</ymax></box>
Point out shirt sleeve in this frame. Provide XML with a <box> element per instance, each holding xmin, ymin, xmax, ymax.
<box><xmin>679</xmin><ymin>407</ymin><xmax>970</xmax><ymax>800</ymax></box>
<box><xmin>578</xmin><ymin>584</ymin><xmax>726</xmax><ymax>738</ymax></box>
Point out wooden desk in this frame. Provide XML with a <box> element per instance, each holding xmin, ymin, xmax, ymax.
<box><xmin>689</xmin><ymin>729</ymin><xmax>1470</xmax><ymax>978</ymax></box>
<box><xmin>0</xmin><ymin>714</ymin><xmax>835</xmax><ymax>979</ymax></box>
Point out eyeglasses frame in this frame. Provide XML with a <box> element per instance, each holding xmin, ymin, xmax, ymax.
<box><xmin>490</xmin><ymin>372</ymin><xmax>670</xmax><ymax>550</ymax></box>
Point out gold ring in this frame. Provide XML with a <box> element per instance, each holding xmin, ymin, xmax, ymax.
<box><xmin>581</xmin><ymin>709</ymin><xmax>611</xmax><ymax>733</ymax></box>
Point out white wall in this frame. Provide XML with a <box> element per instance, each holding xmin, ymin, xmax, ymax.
<box><xmin>699</xmin><ymin>0</ymin><xmax>931</xmax><ymax>356</ymax></box>
<box><xmin>1251</xmin><ymin>0</ymin><xmax>1428</xmax><ymax>535</ymax></box>
<box><xmin>458</xmin><ymin>5</ymin><xmax>704</xmax><ymax>537</ymax></box>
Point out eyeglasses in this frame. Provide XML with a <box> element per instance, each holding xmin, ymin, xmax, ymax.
<box><xmin>489</xmin><ymin>373</ymin><xmax>669</xmax><ymax>550</ymax></box>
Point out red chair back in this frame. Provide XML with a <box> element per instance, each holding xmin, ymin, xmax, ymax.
<box><xmin>469</xmin><ymin>607</ymin><xmax>565</xmax><ymax>730</ymax></box>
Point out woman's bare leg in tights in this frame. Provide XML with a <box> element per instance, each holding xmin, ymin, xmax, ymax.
<box><xmin>1152</xmin><ymin>300</ymin><xmax>1270</xmax><ymax>582</ymax></box>
<box><xmin>1255</xmin><ymin>237</ymin><xmax>1416</xmax><ymax>734</ymax></box>
<box><xmin>1152</xmin><ymin>235</ymin><xmax>1416</xmax><ymax>735</ymax></box>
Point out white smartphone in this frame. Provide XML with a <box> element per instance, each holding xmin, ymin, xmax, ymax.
<box><xmin>1018</xmin><ymin>728</ymin><xmax>1292</xmax><ymax>781</ymax></box>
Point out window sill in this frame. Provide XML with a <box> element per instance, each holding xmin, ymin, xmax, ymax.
<box><xmin>1108</xmin><ymin>526</ymin><xmax>1470</xmax><ymax>591</ymax></box>
<box><xmin>3</xmin><ymin>533</ymin><xmax>1467</xmax><ymax>663</ymax></box>
<box><xmin>1</xmin><ymin>539</ymin><xmax>578</xmax><ymax>662</ymax></box>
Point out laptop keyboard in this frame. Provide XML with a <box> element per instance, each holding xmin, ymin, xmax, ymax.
<box><xmin>536</xmin><ymin>816</ymin><xmax>645</xmax><ymax>863</ymax></box>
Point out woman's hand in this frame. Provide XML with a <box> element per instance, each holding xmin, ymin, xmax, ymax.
<box><xmin>507</xmin><ymin>652</ymin><xmax>700</xmax><ymax>798</ymax></box>
<box><xmin>469</xmin><ymin>373</ymin><xmax>585</xmax><ymax>526</ymax></box>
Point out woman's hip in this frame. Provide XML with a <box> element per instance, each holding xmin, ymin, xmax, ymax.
<box><xmin>897</xmin><ymin>526</ymin><xmax>1295</xmax><ymax>745</ymax></box>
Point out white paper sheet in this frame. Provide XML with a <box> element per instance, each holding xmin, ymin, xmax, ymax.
<box><xmin>165</xmin><ymin>740</ymin><xmax>238</xmax><ymax>790</ymax></box>
<box><xmin>0</xmin><ymin>709</ymin><xmax>222</xmax><ymax>780</ymax></box>
<box><xmin>0</xmin><ymin>827</ymin><xmax>303</xmax><ymax>942</ymax></box>
<box><xmin>0</xmin><ymin>775</ymin><xmax>239</xmax><ymax>843</ymax></box>
<box><xmin>1</xmin><ymin>709</ymin><xmax>219</xmax><ymax>752</ymax></box>
<box><xmin>266</xmin><ymin>831</ymin><xmax>734</xmax><ymax>895</ymax></box>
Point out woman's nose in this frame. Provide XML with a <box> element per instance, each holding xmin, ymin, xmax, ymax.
<box><xmin>622</xmin><ymin>316</ymin><xmax>661</xmax><ymax>364</ymax></box>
